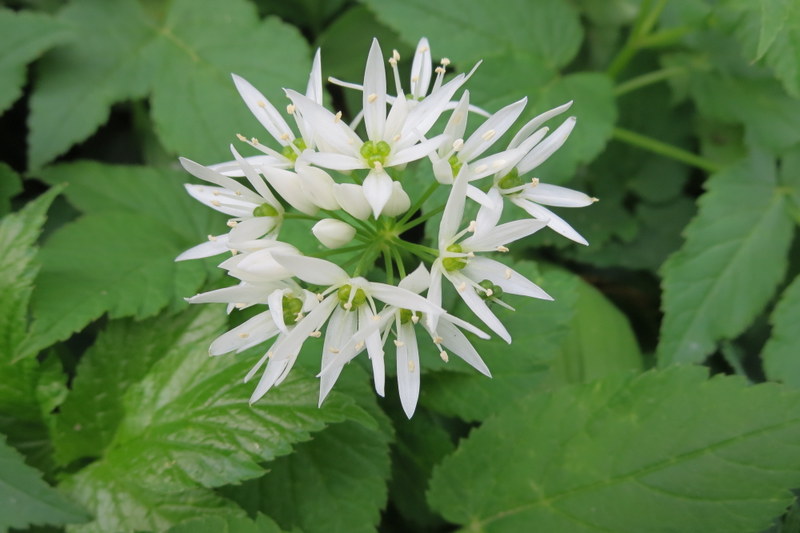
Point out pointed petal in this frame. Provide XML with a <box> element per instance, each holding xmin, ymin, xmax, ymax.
<box><xmin>363</xmin><ymin>39</ymin><xmax>387</xmax><ymax>141</ymax></box>
<box><xmin>524</xmin><ymin>183</ymin><xmax>594</xmax><ymax>207</ymax></box>
<box><xmin>176</xmin><ymin>236</ymin><xmax>229</xmax><ymax>261</ymax></box>
<box><xmin>306</xmin><ymin>48</ymin><xmax>324</xmax><ymax>104</ymax></box>
<box><xmin>183</xmin><ymin>184</ymin><xmax>257</xmax><ymax>217</ymax></box>
<box><xmin>271</xmin><ymin>295</ymin><xmax>338</xmax><ymax>363</ymax></box>
<box><xmin>260</xmin><ymin>166</ymin><xmax>319</xmax><ymax>215</ymax></box>
<box><xmin>333</xmin><ymin>183</ymin><xmax>371</xmax><ymax>220</ymax></box>
<box><xmin>461</xmin><ymin>219</ymin><xmax>547</xmax><ymax>251</ymax></box>
<box><xmin>453</xmin><ymin>273</ymin><xmax>511</xmax><ymax>342</ymax></box>
<box><xmin>517</xmin><ymin>116</ymin><xmax>576</xmax><ymax>173</ymax></box>
<box><xmin>398</xmin><ymin>263</ymin><xmax>430</xmax><ymax>294</ymax></box>
<box><xmin>462</xmin><ymin>256</ymin><xmax>552</xmax><ymax>300</ymax></box>
<box><xmin>273</xmin><ymin>253</ymin><xmax>348</xmax><ymax>285</ymax></box>
<box><xmin>460</xmin><ymin>98</ymin><xmax>527</xmax><ymax>161</ymax></box>
<box><xmin>367</xmin><ymin>282</ymin><xmax>439</xmax><ymax>314</ymax></box>
<box><xmin>473</xmin><ymin>187</ymin><xmax>504</xmax><ymax>238</ymax></box>
<box><xmin>319</xmin><ymin>307</ymin><xmax>358</xmax><ymax>405</ymax></box>
<box><xmin>268</xmin><ymin>288</ymin><xmax>289</xmax><ymax>334</ymax></box>
<box><xmin>410</xmin><ymin>37</ymin><xmax>432</xmax><ymax>99</ymax></box>
<box><xmin>360</xmin><ymin>306</ymin><xmax>386</xmax><ymax>396</ymax></box>
<box><xmin>390</xmin><ymin>135</ymin><xmax>445</xmax><ymax>166</ymax></box>
<box><xmin>229</xmin><ymin>217</ymin><xmax>277</xmax><ymax>244</ymax></box>
<box><xmin>232</xmin><ymin>74</ymin><xmax>294</xmax><ymax>144</ymax></box>
<box><xmin>396</xmin><ymin>322</ymin><xmax>420</xmax><ymax>418</ymax></box>
<box><xmin>296</xmin><ymin>161</ymin><xmax>340</xmax><ymax>210</ymax></box>
<box><xmin>512</xmin><ymin>198</ymin><xmax>588</xmax><ymax>245</ymax></box>
<box><xmin>186</xmin><ymin>282</ymin><xmax>273</xmax><ymax>305</ymax></box>
<box><xmin>285</xmin><ymin>89</ymin><xmax>362</xmax><ymax>155</ymax></box>
<box><xmin>363</xmin><ymin>169</ymin><xmax>394</xmax><ymax>218</ymax></box>
<box><xmin>438</xmin><ymin>170</ymin><xmax>468</xmax><ymax>247</ymax></box>
<box><xmin>210</xmin><ymin>311</ymin><xmax>279</xmax><ymax>355</ymax></box>
<box><xmin>211</xmin><ymin>155</ymin><xmax>285</xmax><ymax>175</ymax></box>
<box><xmin>300</xmin><ymin>151</ymin><xmax>365</xmax><ymax>171</ymax></box>
<box><xmin>382</xmin><ymin>182</ymin><xmax>411</xmax><ymax>217</ymax></box>
<box><xmin>230</xmin><ymin>145</ymin><xmax>280</xmax><ymax>204</ymax></box>
<box><xmin>433</xmin><ymin>319</ymin><xmax>491</xmax><ymax>376</ymax></box>
<box><xmin>509</xmin><ymin>100</ymin><xmax>573</xmax><ymax>149</ymax></box>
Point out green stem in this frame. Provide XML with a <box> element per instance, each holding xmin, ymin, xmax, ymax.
<box><xmin>383</xmin><ymin>248</ymin><xmax>394</xmax><ymax>284</ymax></box>
<box><xmin>614</xmin><ymin>66</ymin><xmax>685</xmax><ymax>96</ymax></box>
<box><xmin>399</xmin><ymin>181</ymin><xmax>440</xmax><ymax>226</ymax></box>
<box><xmin>392</xmin><ymin>246</ymin><xmax>407</xmax><ymax>279</ymax></box>
<box><xmin>320</xmin><ymin>208</ymin><xmax>375</xmax><ymax>236</ymax></box>
<box><xmin>398</xmin><ymin>205</ymin><xmax>446</xmax><ymax>233</ymax></box>
<box><xmin>283</xmin><ymin>212</ymin><xmax>321</xmax><ymax>222</ymax></box>
<box><xmin>612</xmin><ymin>127</ymin><xmax>723</xmax><ymax>173</ymax></box>
<box><xmin>397</xmin><ymin>240</ymin><xmax>439</xmax><ymax>261</ymax></box>
<box><xmin>312</xmin><ymin>243</ymin><xmax>368</xmax><ymax>259</ymax></box>
<box><xmin>607</xmin><ymin>0</ymin><xmax>668</xmax><ymax>78</ymax></box>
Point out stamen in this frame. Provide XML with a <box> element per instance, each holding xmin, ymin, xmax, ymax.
<box><xmin>373</xmin><ymin>161</ymin><xmax>384</xmax><ymax>171</ymax></box>
<box><xmin>355</xmin><ymin>341</ymin><xmax>365</xmax><ymax>350</ymax></box>
<box><xmin>329</xmin><ymin>347</ymin><xmax>340</xmax><ymax>354</ymax></box>
<box><xmin>433</xmin><ymin>336</ymin><xmax>444</xmax><ymax>344</ymax></box>
<box><xmin>393</xmin><ymin>340</ymin><xmax>404</xmax><ymax>347</ymax></box>
<box><xmin>251</xmin><ymin>137</ymin><xmax>259</xmax><ymax>145</ymax></box>
<box><xmin>309</xmin><ymin>330</ymin><xmax>322</xmax><ymax>338</ymax></box>
<box><xmin>496</xmin><ymin>245</ymin><xmax>509</xmax><ymax>252</ymax></box>
<box><xmin>211</xmin><ymin>200</ymin><xmax>222</xmax><ymax>207</ymax></box>
<box><xmin>267</xmin><ymin>351</ymin><xmax>274</xmax><ymax>358</ymax></box>
<box><xmin>485</xmin><ymin>288</ymin><xmax>493</xmax><ymax>297</ymax></box>
<box><xmin>343</xmin><ymin>302</ymin><xmax>352</xmax><ymax>310</ymax></box>
<box><xmin>474</xmin><ymin>164</ymin><xmax>488</xmax><ymax>173</ymax></box>
<box><xmin>452</xmin><ymin>139</ymin><xmax>464</xmax><ymax>151</ymax></box>
<box><xmin>504</xmin><ymin>268</ymin><xmax>512</xmax><ymax>280</ymax></box>
<box><xmin>238</xmin><ymin>332</ymin><xmax>250</xmax><ymax>338</ymax></box>
<box><xmin>257</xmin><ymin>101</ymin><xmax>267</xmax><ymax>108</ymax></box>
<box><xmin>434</xmin><ymin>66</ymin><xmax>446</xmax><ymax>75</ymax></box>
<box><xmin>441</xmin><ymin>57</ymin><xmax>451</xmax><ymax>66</ymax></box>
<box><xmin>440</xmin><ymin>350</ymin><xmax>449</xmax><ymax>362</ymax></box>
<box><xmin>234</xmin><ymin>303</ymin><xmax>246</xmax><ymax>309</ymax></box>
<box><xmin>531</xmin><ymin>177</ymin><xmax>540</xmax><ymax>186</ymax></box>
<box><xmin>481</xmin><ymin>129</ymin><xmax>496</xmax><ymax>141</ymax></box>
<box><xmin>592</xmin><ymin>197</ymin><xmax>600</xmax><ymax>202</ymax></box>
<box><xmin>279</xmin><ymin>133</ymin><xmax>290</xmax><ymax>141</ymax></box>
<box><xmin>392</xmin><ymin>49</ymin><xmax>400</xmax><ymax>61</ymax></box>
<box><xmin>236</xmin><ymin>133</ymin><xmax>248</xmax><ymax>142</ymax></box>
<box><xmin>226</xmin><ymin>220</ymin><xmax>238</xmax><ymax>228</ymax></box>
<box><xmin>411</xmin><ymin>314</ymin><xmax>419</xmax><ymax>324</ymax></box>
<box><xmin>408</xmin><ymin>361</ymin><xmax>416</xmax><ymax>372</ymax></box>
<box><xmin>334</xmin><ymin>111</ymin><xmax>342</xmax><ymax>123</ymax></box>
<box><xmin>230</xmin><ymin>249</ymin><xmax>239</xmax><ymax>255</ymax></box>
<box><xmin>316</xmin><ymin>293</ymin><xmax>324</xmax><ymax>302</ymax></box>
<box><xmin>286</xmin><ymin>104</ymin><xmax>295</xmax><ymax>115</ymax></box>
<box><xmin>457</xmin><ymin>282</ymin><xmax>467</xmax><ymax>292</ymax></box>
<box><xmin>207</xmin><ymin>235</ymin><xmax>217</xmax><ymax>241</ymax></box>
<box><xmin>367</xmin><ymin>93</ymin><xmax>378</xmax><ymax>103</ymax></box>
<box><xmin>467</xmin><ymin>220</ymin><xmax>477</xmax><ymax>232</ymax></box>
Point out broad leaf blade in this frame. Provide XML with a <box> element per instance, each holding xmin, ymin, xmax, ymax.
<box><xmin>657</xmin><ymin>153</ymin><xmax>794</xmax><ymax>365</ymax></box>
<box><xmin>763</xmin><ymin>274</ymin><xmax>800</xmax><ymax>386</ymax></box>
<box><xmin>0</xmin><ymin>433</ymin><xmax>88</xmax><ymax>532</ymax></box>
<box><xmin>429</xmin><ymin>366</ymin><xmax>800</xmax><ymax>533</ymax></box>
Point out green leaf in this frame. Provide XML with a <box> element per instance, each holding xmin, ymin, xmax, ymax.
<box><xmin>764</xmin><ymin>274</ymin><xmax>800</xmax><ymax>386</ymax></box>
<box><xmin>53</xmin><ymin>310</ymin><xmax>224</xmax><ymax>465</ymax></box>
<box><xmin>165</xmin><ymin>513</ymin><xmax>286</xmax><ymax>533</ymax></box>
<box><xmin>0</xmin><ymin>163</ymin><xmax>21</xmax><ymax>217</ymax></box>
<box><xmin>550</xmin><ymin>275</ymin><xmax>642</xmax><ymax>384</ymax></box>
<box><xmin>0</xmin><ymin>8</ymin><xmax>69</xmax><ymax>115</ymax></box>
<box><xmin>61</xmin><ymin>306</ymin><xmax>367</xmax><ymax>532</ymax></box>
<box><xmin>22</xmin><ymin>211</ymin><xmax>207</xmax><ymax>356</ymax></box>
<box><xmin>0</xmin><ymin>433</ymin><xmax>88</xmax><ymax>532</ymax></box>
<box><xmin>657</xmin><ymin>153</ymin><xmax>794</xmax><ymax>365</ymax></box>
<box><xmin>363</xmin><ymin>0</ymin><xmax>583</xmax><ymax>68</ymax></box>
<box><xmin>428</xmin><ymin>366</ymin><xmax>800</xmax><ymax>533</ymax></box>
<box><xmin>29</xmin><ymin>0</ymin><xmax>310</xmax><ymax>169</ymax></box>
<box><xmin>422</xmin><ymin>264</ymin><xmax>578</xmax><ymax>421</ymax></box>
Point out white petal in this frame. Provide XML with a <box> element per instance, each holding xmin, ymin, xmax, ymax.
<box><xmin>260</xmin><ymin>166</ymin><xmax>319</xmax><ymax>215</ymax></box>
<box><xmin>273</xmin><ymin>253</ymin><xmax>348</xmax><ymax>285</ymax></box>
<box><xmin>438</xmin><ymin>170</ymin><xmax>469</xmax><ymax>247</ymax></box>
<box><xmin>523</xmin><ymin>183</ymin><xmax>594</xmax><ymax>207</ymax></box>
<box><xmin>230</xmin><ymin>145</ymin><xmax>281</xmax><ymax>205</ymax></box>
<box><xmin>460</xmin><ymin>98</ymin><xmax>527</xmax><ymax>161</ymax></box>
<box><xmin>509</xmin><ymin>100</ymin><xmax>573</xmax><ymax>149</ymax></box>
<box><xmin>209</xmin><ymin>311</ymin><xmax>279</xmax><ymax>355</ymax></box>
<box><xmin>333</xmin><ymin>183</ymin><xmax>371</xmax><ymax>220</ymax></box>
<box><xmin>363</xmin><ymin>170</ymin><xmax>394</xmax><ymax>218</ymax></box>
<box><xmin>176</xmin><ymin>235</ymin><xmax>229</xmax><ymax>261</ymax></box>
<box><xmin>300</xmin><ymin>151</ymin><xmax>366</xmax><ymax>171</ymax></box>
<box><xmin>432</xmin><ymin>155</ymin><xmax>455</xmax><ymax>184</ymax></box>
<box><xmin>319</xmin><ymin>307</ymin><xmax>358</xmax><ymax>405</ymax></box>
<box><xmin>367</xmin><ymin>282</ymin><xmax>439</xmax><ymax>314</ymax></box>
<box><xmin>306</xmin><ymin>48</ymin><xmax>324</xmax><ymax>105</ymax></box>
<box><xmin>404</xmin><ymin>72</ymin><xmax>469</xmax><ymax>139</ymax></box>
<box><xmin>183</xmin><ymin>184</ymin><xmax>257</xmax><ymax>217</ymax></box>
<box><xmin>271</xmin><ymin>295</ymin><xmax>338</xmax><ymax>362</ymax></box>
<box><xmin>360</xmin><ymin>306</ymin><xmax>386</xmax><ymax>397</ymax></box>
<box><xmin>231</xmin><ymin>249</ymin><xmax>295</xmax><ymax>283</ymax></box>
<box><xmin>232</xmin><ymin>74</ymin><xmax>294</xmax><ymax>144</ymax></box>
<box><xmin>452</xmin><ymin>273</ymin><xmax>511</xmax><ymax>343</ymax></box>
<box><xmin>431</xmin><ymin>319</ymin><xmax>491</xmax><ymax>376</ymax></box>
<box><xmin>186</xmin><ymin>282</ymin><xmax>273</xmax><ymax>305</ymax></box>
<box><xmin>512</xmin><ymin>198</ymin><xmax>588</xmax><ymax>245</ymax></box>
<box><xmin>439</xmin><ymin>90</ymin><xmax>470</xmax><ymax>155</ymax></box>
<box><xmin>517</xmin><ymin>116</ymin><xmax>576</xmax><ymax>173</ymax></box>
<box><xmin>285</xmin><ymin>89</ymin><xmax>362</xmax><ymax>156</ymax></box>
<box><xmin>363</xmin><ymin>38</ymin><xmax>387</xmax><ymax>141</ymax></box>
<box><xmin>468</xmin><ymin>147</ymin><xmax>527</xmax><ymax>181</ymax></box>
<box><xmin>473</xmin><ymin>188</ymin><xmax>504</xmax><ymax>239</ymax></box>
<box><xmin>461</xmin><ymin>219</ymin><xmax>547</xmax><ymax>251</ymax></box>
<box><xmin>390</xmin><ymin>135</ymin><xmax>445</xmax><ymax>166</ymax></box>
<box><xmin>382</xmin><ymin>182</ymin><xmax>411</xmax><ymax>217</ymax></box>
<box><xmin>229</xmin><ymin>217</ymin><xmax>277</xmax><ymax>244</ymax></box>
<box><xmin>249</xmin><ymin>354</ymin><xmax>292</xmax><ymax>402</ymax></box>
<box><xmin>211</xmin><ymin>155</ymin><xmax>284</xmax><ymax>175</ymax></box>
<box><xmin>398</xmin><ymin>263</ymin><xmax>430</xmax><ymax>294</ymax></box>
<box><xmin>462</xmin><ymin>256</ymin><xmax>552</xmax><ymax>300</ymax></box>
<box><xmin>396</xmin><ymin>322</ymin><xmax>420</xmax><ymax>418</ymax></box>
<box><xmin>268</xmin><ymin>288</ymin><xmax>289</xmax><ymax>334</ymax></box>
<box><xmin>296</xmin><ymin>162</ymin><xmax>340</xmax><ymax>210</ymax></box>
<box><xmin>410</xmin><ymin>37</ymin><xmax>432</xmax><ymax>99</ymax></box>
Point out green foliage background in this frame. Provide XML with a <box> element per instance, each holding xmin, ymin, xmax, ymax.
<box><xmin>2</xmin><ymin>0</ymin><xmax>800</xmax><ymax>531</ymax></box>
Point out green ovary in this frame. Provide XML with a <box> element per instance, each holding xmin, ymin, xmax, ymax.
<box><xmin>337</xmin><ymin>285</ymin><xmax>367</xmax><ymax>310</ymax></box>
<box><xmin>281</xmin><ymin>138</ymin><xmax>308</xmax><ymax>162</ymax></box>
<box><xmin>478</xmin><ymin>279</ymin><xmax>504</xmax><ymax>300</ymax></box>
<box><xmin>448</xmin><ymin>155</ymin><xmax>463</xmax><ymax>176</ymax></box>
<box><xmin>442</xmin><ymin>243</ymin><xmax>468</xmax><ymax>272</ymax></box>
<box><xmin>252</xmin><ymin>203</ymin><xmax>279</xmax><ymax>217</ymax></box>
<box><xmin>360</xmin><ymin>140</ymin><xmax>391</xmax><ymax>168</ymax></box>
<box><xmin>497</xmin><ymin>168</ymin><xmax>523</xmax><ymax>190</ymax></box>
<box><xmin>282</xmin><ymin>295</ymin><xmax>304</xmax><ymax>326</ymax></box>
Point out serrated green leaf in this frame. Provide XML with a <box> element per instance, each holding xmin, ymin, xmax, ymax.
<box><xmin>165</xmin><ymin>513</ymin><xmax>286</xmax><ymax>533</ymax></box>
<box><xmin>61</xmin><ymin>306</ymin><xmax>367</xmax><ymax>532</ymax></box>
<box><xmin>764</xmin><ymin>274</ymin><xmax>800</xmax><ymax>386</ymax></box>
<box><xmin>363</xmin><ymin>0</ymin><xmax>582</xmax><ymax>68</ymax></box>
<box><xmin>657</xmin><ymin>153</ymin><xmax>794</xmax><ymax>365</ymax></box>
<box><xmin>0</xmin><ymin>8</ymin><xmax>70</xmax><ymax>115</ymax></box>
<box><xmin>29</xmin><ymin>0</ymin><xmax>310</xmax><ymax>169</ymax></box>
<box><xmin>550</xmin><ymin>275</ymin><xmax>642</xmax><ymax>384</ymax></box>
<box><xmin>422</xmin><ymin>264</ymin><xmax>578</xmax><ymax>421</ymax></box>
<box><xmin>428</xmin><ymin>366</ymin><xmax>800</xmax><ymax>533</ymax></box>
<box><xmin>53</xmin><ymin>309</ymin><xmax>222</xmax><ymax>465</ymax></box>
<box><xmin>0</xmin><ymin>164</ymin><xmax>21</xmax><ymax>217</ymax></box>
<box><xmin>0</xmin><ymin>433</ymin><xmax>88</xmax><ymax>532</ymax></box>
<box><xmin>22</xmin><ymin>211</ymin><xmax>207</xmax><ymax>356</ymax></box>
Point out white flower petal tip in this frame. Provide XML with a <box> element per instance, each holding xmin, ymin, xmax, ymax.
<box><xmin>312</xmin><ymin>219</ymin><xmax>356</xmax><ymax>249</ymax></box>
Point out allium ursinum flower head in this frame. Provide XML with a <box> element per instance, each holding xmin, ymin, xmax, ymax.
<box><xmin>177</xmin><ymin>37</ymin><xmax>596</xmax><ymax>416</ymax></box>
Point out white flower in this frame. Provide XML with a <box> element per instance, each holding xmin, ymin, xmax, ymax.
<box><xmin>312</xmin><ymin>219</ymin><xmax>356</xmax><ymax>249</ymax></box>
<box><xmin>287</xmin><ymin>39</ymin><xmax>471</xmax><ymax>217</ymax></box>
<box><xmin>177</xmin><ymin>150</ymin><xmax>284</xmax><ymax>260</ymax></box>
<box><xmin>429</xmin><ymin>172</ymin><xmax>551</xmax><ymax>342</ymax></box>
<box><xmin>317</xmin><ymin>264</ymin><xmax>492</xmax><ymax>418</ymax></box>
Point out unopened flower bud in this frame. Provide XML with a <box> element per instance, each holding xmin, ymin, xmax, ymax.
<box><xmin>312</xmin><ymin>219</ymin><xmax>356</xmax><ymax>249</ymax></box>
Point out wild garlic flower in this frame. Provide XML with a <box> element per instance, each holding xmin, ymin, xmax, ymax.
<box><xmin>177</xmin><ymin>37</ymin><xmax>596</xmax><ymax>416</ymax></box>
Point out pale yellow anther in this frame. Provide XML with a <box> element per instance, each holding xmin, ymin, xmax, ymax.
<box><xmin>485</xmin><ymin>288</ymin><xmax>494</xmax><ymax>297</ymax></box>
<box><xmin>504</xmin><ymin>268</ymin><xmax>512</xmax><ymax>280</ymax></box>
<box><xmin>236</xmin><ymin>133</ymin><xmax>248</xmax><ymax>142</ymax></box>
<box><xmin>592</xmin><ymin>197</ymin><xmax>600</xmax><ymax>203</ymax></box>
<box><xmin>257</xmin><ymin>100</ymin><xmax>267</xmax><ymax>108</ymax></box>
<box><xmin>235</xmin><ymin>190</ymin><xmax>242</xmax><ymax>196</ymax></box>
<box><xmin>411</xmin><ymin>75</ymin><xmax>420</xmax><ymax>83</ymax></box>
<box><xmin>408</xmin><ymin>360</ymin><xmax>416</xmax><ymax>372</ymax></box>
<box><xmin>279</xmin><ymin>133</ymin><xmax>290</xmax><ymax>141</ymax></box>
<box><xmin>235</xmin><ymin>302</ymin><xmax>246</xmax><ymax>309</ymax></box>
<box><xmin>251</xmin><ymin>137</ymin><xmax>259</xmax><ymax>145</ymax></box>
<box><xmin>238</xmin><ymin>332</ymin><xmax>250</xmax><ymax>339</ymax></box>
<box><xmin>334</xmin><ymin>111</ymin><xmax>342</xmax><ymax>123</ymax></box>
<box><xmin>441</xmin><ymin>57</ymin><xmax>451</xmax><ymax>66</ymax></box>
<box><xmin>452</xmin><ymin>139</ymin><xmax>464</xmax><ymax>151</ymax></box>
<box><xmin>373</xmin><ymin>161</ymin><xmax>384</xmax><ymax>171</ymax></box>
<box><xmin>371</xmin><ymin>315</ymin><xmax>381</xmax><ymax>322</ymax></box>
<box><xmin>343</xmin><ymin>302</ymin><xmax>352</xmax><ymax>310</ymax></box>
<box><xmin>392</xmin><ymin>49</ymin><xmax>400</xmax><ymax>61</ymax></box>
<box><xmin>227</xmin><ymin>220</ymin><xmax>238</xmax><ymax>228</ymax></box>
<box><xmin>435</xmin><ymin>66</ymin><xmax>445</xmax><ymax>74</ymax></box>
<box><xmin>207</xmin><ymin>234</ymin><xmax>217</xmax><ymax>241</ymax></box>
<box><xmin>388</xmin><ymin>57</ymin><xmax>397</xmax><ymax>66</ymax></box>
<box><xmin>492</xmin><ymin>159</ymin><xmax>507</xmax><ymax>168</ymax></box>
<box><xmin>433</xmin><ymin>336</ymin><xmax>444</xmax><ymax>344</ymax></box>
<box><xmin>393</xmin><ymin>339</ymin><xmax>404</xmax><ymax>347</ymax></box>
<box><xmin>329</xmin><ymin>347</ymin><xmax>340</xmax><ymax>354</ymax></box>
<box><xmin>286</xmin><ymin>104</ymin><xmax>296</xmax><ymax>115</ymax></box>
<box><xmin>267</xmin><ymin>350</ymin><xmax>275</xmax><ymax>358</ymax></box>
<box><xmin>211</xmin><ymin>200</ymin><xmax>222</xmax><ymax>207</ymax></box>
<box><xmin>531</xmin><ymin>178</ymin><xmax>540</xmax><ymax>186</ymax></box>
<box><xmin>457</xmin><ymin>282</ymin><xmax>467</xmax><ymax>292</ymax></box>
<box><xmin>367</xmin><ymin>93</ymin><xmax>378</xmax><ymax>103</ymax></box>
<box><xmin>295</xmin><ymin>312</ymin><xmax>304</xmax><ymax>321</ymax></box>
<box><xmin>230</xmin><ymin>249</ymin><xmax>239</xmax><ymax>255</ymax></box>
<box><xmin>475</xmin><ymin>164</ymin><xmax>488</xmax><ymax>173</ymax></box>
<box><xmin>355</xmin><ymin>341</ymin><xmax>365</xmax><ymax>350</ymax></box>
<box><xmin>419</xmin><ymin>45</ymin><xmax>429</xmax><ymax>53</ymax></box>
<box><xmin>411</xmin><ymin>314</ymin><xmax>419</xmax><ymax>324</ymax></box>
<box><xmin>496</xmin><ymin>245</ymin><xmax>509</xmax><ymax>253</ymax></box>
<box><xmin>309</xmin><ymin>330</ymin><xmax>322</xmax><ymax>338</ymax></box>
<box><xmin>468</xmin><ymin>220</ymin><xmax>477</xmax><ymax>232</ymax></box>
<box><xmin>212</xmin><ymin>190</ymin><xmax>220</xmax><ymax>196</ymax></box>
<box><xmin>316</xmin><ymin>293</ymin><xmax>324</xmax><ymax>302</ymax></box>
<box><xmin>481</xmin><ymin>129</ymin><xmax>496</xmax><ymax>141</ymax></box>
<box><xmin>467</xmin><ymin>251</ymin><xmax>475</xmax><ymax>258</ymax></box>
<box><xmin>440</xmin><ymin>350</ymin><xmax>449</xmax><ymax>362</ymax></box>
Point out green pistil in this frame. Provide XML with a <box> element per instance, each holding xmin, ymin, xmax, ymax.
<box><xmin>337</xmin><ymin>284</ymin><xmax>367</xmax><ymax>310</ymax></box>
<box><xmin>497</xmin><ymin>168</ymin><xmax>523</xmax><ymax>190</ymax></box>
<box><xmin>448</xmin><ymin>154</ymin><xmax>462</xmax><ymax>176</ymax></box>
<box><xmin>442</xmin><ymin>243</ymin><xmax>468</xmax><ymax>272</ymax></box>
<box><xmin>399</xmin><ymin>308</ymin><xmax>423</xmax><ymax>325</ymax></box>
<box><xmin>282</xmin><ymin>295</ymin><xmax>304</xmax><ymax>326</ymax></box>
<box><xmin>281</xmin><ymin>138</ymin><xmax>308</xmax><ymax>162</ymax></box>
<box><xmin>252</xmin><ymin>203</ymin><xmax>279</xmax><ymax>217</ymax></box>
<box><xmin>360</xmin><ymin>140</ymin><xmax>391</xmax><ymax>168</ymax></box>
<box><xmin>478</xmin><ymin>279</ymin><xmax>504</xmax><ymax>301</ymax></box>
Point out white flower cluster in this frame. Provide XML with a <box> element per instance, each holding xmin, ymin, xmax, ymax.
<box><xmin>178</xmin><ymin>38</ymin><xmax>596</xmax><ymax>418</ymax></box>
